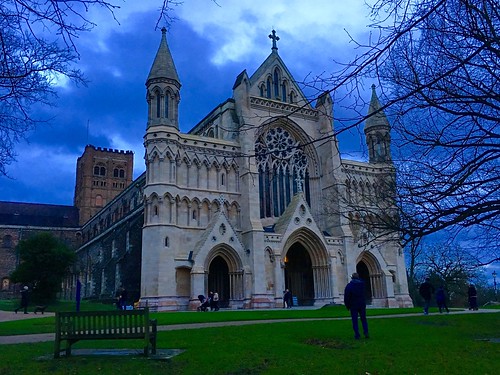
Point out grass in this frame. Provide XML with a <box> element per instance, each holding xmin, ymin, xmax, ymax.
<box><xmin>0</xmin><ymin>305</ymin><xmax>499</xmax><ymax>374</ymax></box>
<box><xmin>0</xmin><ymin>303</ymin><xmax>430</xmax><ymax>336</ymax></box>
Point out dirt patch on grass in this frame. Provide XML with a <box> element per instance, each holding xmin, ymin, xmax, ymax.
<box><xmin>305</xmin><ymin>338</ymin><xmax>355</xmax><ymax>350</ymax></box>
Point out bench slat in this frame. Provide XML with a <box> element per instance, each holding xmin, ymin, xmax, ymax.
<box><xmin>54</xmin><ymin>308</ymin><xmax>155</xmax><ymax>358</ymax></box>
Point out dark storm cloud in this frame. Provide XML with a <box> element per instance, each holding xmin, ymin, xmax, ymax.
<box><xmin>0</xmin><ymin>4</ymin><xmax>373</xmax><ymax>205</ymax></box>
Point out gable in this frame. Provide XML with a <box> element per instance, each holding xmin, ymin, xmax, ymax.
<box><xmin>247</xmin><ymin>52</ymin><xmax>310</xmax><ymax>107</ymax></box>
<box><xmin>274</xmin><ymin>193</ymin><xmax>327</xmax><ymax>248</ymax></box>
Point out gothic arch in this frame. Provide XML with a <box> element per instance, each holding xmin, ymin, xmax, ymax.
<box><xmin>227</xmin><ymin>201</ymin><xmax>240</xmax><ymax>229</ymax></box>
<box><xmin>199</xmin><ymin>199</ymin><xmax>211</xmax><ymax>227</ymax></box>
<box><xmin>283</xmin><ymin>227</ymin><xmax>329</xmax><ymax>267</ymax></box>
<box><xmin>205</xmin><ymin>244</ymin><xmax>242</xmax><ymax>271</ymax></box>
<box><xmin>205</xmin><ymin>245</ymin><xmax>245</xmax><ymax>307</ymax></box>
<box><xmin>282</xmin><ymin>228</ymin><xmax>332</xmax><ymax>305</ymax></box>
<box><xmin>356</xmin><ymin>251</ymin><xmax>386</xmax><ymax>303</ymax></box>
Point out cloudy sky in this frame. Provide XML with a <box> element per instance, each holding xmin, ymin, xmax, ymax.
<box><xmin>0</xmin><ymin>0</ymin><xmax>376</xmax><ymax>206</ymax></box>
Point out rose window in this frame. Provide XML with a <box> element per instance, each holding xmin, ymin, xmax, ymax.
<box><xmin>255</xmin><ymin>126</ymin><xmax>311</xmax><ymax>218</ymax></box>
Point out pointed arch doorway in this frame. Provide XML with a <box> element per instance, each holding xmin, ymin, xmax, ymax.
<box><xmin>284</xmin><ymin>243</ymin><xmax>314</xmax><ymax>306</ymax></box>
<box><xmin>208</xmin><ymin>256</ymin><xmax>230</xmax><ymax>308</ymax></box>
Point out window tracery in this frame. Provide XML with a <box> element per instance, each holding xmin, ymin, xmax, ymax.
<box><xmin>256</xmin><ymin>127</ymin><xmax>311</xmax><ymax>218</ymax></box>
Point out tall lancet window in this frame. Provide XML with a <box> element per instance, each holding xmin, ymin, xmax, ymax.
<box><xmin>281</xmin><ymin>81</ymin><xmax>287</xmax><ymax>102</ymax></box>
<box><xmin>156</xmin><ymin>92</ymin><xmax>161</xmax><ymax>118</ymax></box>
<box><xmin>273</xmin><ymin>69</ymin><xmax>280</xmax><ymax>98</ymax></box>
<box><xmin>266</xmin><ymin>78</ymin><xmax>272</xmax><ymax>99</ymax></box>
<box><xmin>165</xmin><ymin>93</ymin><xmax>169</xmax><ymax>118</ymax></box>
<box><xmin>256</xmin><ymin>127</ymin><xmax>311</xmax><ymax>219</ymax></box>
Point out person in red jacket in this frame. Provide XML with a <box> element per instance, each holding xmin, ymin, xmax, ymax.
<box><xmin>344</xmin><ymin>273</ymin><xmax>369</xmax><ymax>339</ymax></box>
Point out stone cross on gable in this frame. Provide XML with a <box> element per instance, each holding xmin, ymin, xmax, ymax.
<box><xmin>269</xmin><ymin>29</ymin><xmax>280</xmax><ymax>51</ymax></box>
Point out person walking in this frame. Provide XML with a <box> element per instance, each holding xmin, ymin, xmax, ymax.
<box><xmin>419</xmin><ymin>277</ymin><xmax>435</xmax><ymax>315</ymax></box>
<box><xmin>344</xmin><ymin>273</ymin><xmax>369</xmax><ymax>339</ymax></box>
<box><xmin>14</xmin><ymin>286</ymin><xmax>30</xmax><ymax>314</ymax></box>
<box><xmin>436</xmin><ymin>285</ymin><xmax>449</xmax><ymax>313</ymax></box>
<box><xmin>468</xmin><ymin>284</ymin><xmax>478</xmax><ymax>310</ymax></box>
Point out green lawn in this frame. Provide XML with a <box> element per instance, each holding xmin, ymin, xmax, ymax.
<box><xmin>0</xmin><ymin>306</ymin><xmax>498</xmax><ymax>374</ymax></box>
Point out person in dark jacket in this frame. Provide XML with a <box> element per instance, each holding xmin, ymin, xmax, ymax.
<box><xmin>436</xmin><ymin>285</ymin><xmax>449</xmax><ymax>313</ymax></box>
<box><xmin>283</xmin><ymin>289</ymin><xmax>293</xmax><ymax>308</ymax></box>
<box><xmin>344</xmin><ymin>273</ymin><xmax>369</xmax><ymax>339</ymax></box>
<box><xmin>419</xmin><ymin>277</ymin><xmax>435</xmax><ymax>315</ymax></box>
<box><xmin>14</xmin><ymin>286</ymin><xmax>29</xmax><ymax>314</ymax></box>
<box><xmin>468</xmin><ymin>284</ymin><xmax>478</xmax><ymax>310</ymax></box>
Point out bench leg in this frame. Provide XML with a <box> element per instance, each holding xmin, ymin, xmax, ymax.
<box><xmin>54</xmin><ymin>340</ymin><xmax>60</xmax><ymax>359</ymax></box>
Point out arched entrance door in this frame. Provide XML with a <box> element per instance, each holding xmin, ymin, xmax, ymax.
<box><xmin>208</xmin><ymin>256</ymin><xmax>230</xmax><ymax>308</ymax></box>
<box><xmin>356</xmin><ymin>261</ymin><xmax>373</xmax><ymax>303</ymax></box>
<box><xmin>284</xmin><ymin>243</ymin><xmax>314</xmax><ymax>306</ymax></box>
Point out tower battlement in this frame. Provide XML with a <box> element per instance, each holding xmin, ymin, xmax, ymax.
<box><xmin>85</xmin><ymin>144</ymin><xmax>134</xmax><ymax>155</ymax></box>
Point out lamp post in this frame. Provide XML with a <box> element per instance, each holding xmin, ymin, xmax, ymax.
<box><xmin>493</xmin><ymin>271</ymin><xmax>497</xmax><ymax>300</ymax></box>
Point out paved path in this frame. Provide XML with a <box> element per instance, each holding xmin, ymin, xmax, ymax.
<box><xmin>1</xmin><ymin>308</ymin><xmax>498</xmax><ymax>345</ymax></box>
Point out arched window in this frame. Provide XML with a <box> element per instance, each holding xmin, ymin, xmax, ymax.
<box><xmin>289</xmin><ymin>90</ymin><xmax>296</xmax><ymax>104</ymax></box>
<box><xmin>273</xmin><ymin>69</ymin><xmax>280</xmax><ymax>98</ymax></box>
<box><xmin>2</xmin><ymin>278</ymin><xmax>10</xmax><ymax>290</ymax></box>
<box><xmin>165</xmin><ymin>236</ymin><xmax>169</xmax><ymax>247</ymax></box>
<box><xmin>94</xmin><ymin>165</ymin><xmax>105</xmax><ymax>176</ymax></box>
<box><xmin>153</xmin><ymin>205</ymin><xmax>159</xmax><ymax>216</ymax></box>
<box><xmin>266</xmin><ymin>78</ymin><xmax>271</xmax><ymax>99</ymax></box>
<box><xmin>192</xmin><ymin>210</ymin><xmax>197</xmax><ymax>220</ymax></box>
<box><xmin>281</xmin><ymin>81</ymin><xmax>287</xmax><ymax>102</ymax></box>
<box><xmin>114</xmin><ymin>168</ymin><xmax>125</xmax><ymax>178</ymax></box>
<box><xmin>259</xmin><ymin>84</ymin><xmax>264</xmax><ymax>97</ymax></box>
<box><xmin>165</xmin><ymin>93</ymin><xmax>169</xmax><ymax>118</ymax></box>
<box><xmin>156</xmin><ymin>93</ymin><xmax>161</xmax><ymax>118</ymax></box>
<box><xmin>221</xmin><ymin>173</ymin><xmax>225</xmax><ymax>186</ymax></box>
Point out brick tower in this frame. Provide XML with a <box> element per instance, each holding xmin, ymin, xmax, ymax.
<box><xmin>74</xmin><ymin>145</ymin><xmax>134</xmax><ymax>225</ymax></box>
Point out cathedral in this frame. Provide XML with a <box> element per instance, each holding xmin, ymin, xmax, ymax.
<box><xmin>1</xmin><ymin>28</ymin><xmax>413</xmax><ymax>310</ymax></box>
<box><xmin>134</xmin><ymin>28</ymin><xmax>412</xmax><ymax>310</ymax></box>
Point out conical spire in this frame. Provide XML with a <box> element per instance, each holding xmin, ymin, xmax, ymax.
<box><xmin>366</xmin><ymin>84</ymin><xmax>389</xmax><ymax>129</ymax></box>
<box><xmin>364</xmin><ymin>85</ymin><xmax>392</xmax><ymax>164</ymax></box>
<box><xmin>146</xmin><ymin>27</ymin><xmax>180</xmax><ymax>87</ymax></box>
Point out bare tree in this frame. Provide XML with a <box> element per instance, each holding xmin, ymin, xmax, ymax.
<box><xmin>319</xmin><ymin>0</ymin><xmax>499</xmax><ymax>265</ymax></box>
<box><xmin>0</xmin><ymin>1</ymin><xmax>177</xmax><ymax>176</ymax></box>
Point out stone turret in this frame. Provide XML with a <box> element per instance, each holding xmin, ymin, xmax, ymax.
<box><xmin>146</xmin><ymin>27</ymin><xmax>181</xmax><ymax>129</ymax></box>
<box><xmin>364</xmin><ymin>85</ymin><xmax>392</xmax><ymax>163</ymax></box>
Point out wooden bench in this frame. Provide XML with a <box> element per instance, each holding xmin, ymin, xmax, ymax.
<box><xmin>54</xmin><ymin>308</ymin><xmax>157</xmax><ymax>358</ymax></box>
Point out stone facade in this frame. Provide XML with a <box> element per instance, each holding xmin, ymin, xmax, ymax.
<box><xmin>2</xmin><ymin>29</ymin><xmax>414</xmax><ymax>311</ymax></box>
<box><xmin>136</xmin><ymin>29</ymin><xmax>413</xmax><ymax>311</ymax></box>
<box><xmin>64</xmin><ymin>174</ymin><xmax>145</xmax><ymax>302</ymax></box>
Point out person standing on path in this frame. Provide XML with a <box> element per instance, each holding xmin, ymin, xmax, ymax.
<box><xmin>14</xmin><ymin>286</ymin><xmax>29</xmax><ymax>314</ymax></box>
<box><xmin>419</xmin><ymin>277</ymin><xmax>435</xmax><ymax>315</ymax></box>
<box><xmin>468</xmin><ymin>284</ymin><xmax>478</xmax><ymax>310</ymax></box>
<box><xmin>344</xmin><ymin>273</ymin><xmax>369</xmax><ymax>339</ymax></box>
<box><xmin>283</xmin><ymin>289</ymin><xmax>292</xmax><ymax>308</ymax></box>
<box><xmin>436</xmin><ymin>285</ymin><xmax>449</xmax><ymax>313</ymax></box>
